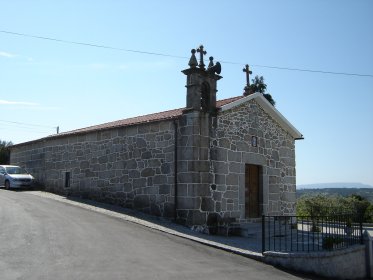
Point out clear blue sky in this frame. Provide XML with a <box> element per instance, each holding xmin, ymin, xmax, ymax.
<box><xmin>1</xmin><ymin>0</ymin><xmax>372</xmax><ymax>186</ymax></box>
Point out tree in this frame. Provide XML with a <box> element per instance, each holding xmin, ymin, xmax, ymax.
<box><xmin>364</xmin><ymin>204</ymin><xmax>373</xmax><ymax>223</ymax></box>
<box><xmin>297</xmin><ymin>194</ymin><xmax>337</xmax><ymax>216</ymax></box>
<box><xmin>296</xmin><ymin>193</ymin><xmax>373</xmax><ymax>222</ymax></box>
<box><xmin>249</xmin><ymin>76</ymin><xmax>267</xmax><ymax>94</ymax></box>
<box><xmin>247</xmin><ymin>75</ymin><xmax>276</xmax><ymax>106</ymax></box>
<box><xmin>346</xmin><ymin>194</ymin><xmax>371</xmax><ymax>222</ymax></box>
<box><xmin>0</xmin><ymin>140</ymin><xmax>13</xmax><ymax>164</ymax></box>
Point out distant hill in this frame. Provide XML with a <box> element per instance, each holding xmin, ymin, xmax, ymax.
<box><xmin>297</xmin><ymin>188</ymin><xmax>373</xmax><ymax>203</ymax></box>
<box><xmin>297</xmin><ymin>182</ymin><xmax>373</xmax><ymax>189</ymax></box>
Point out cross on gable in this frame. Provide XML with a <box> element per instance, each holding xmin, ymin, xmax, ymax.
<box><xmin>243</xmin><ymin>64</ymin><xmax>252</xmax><ymax>87</ymax></box>
<box><xmin>197</xmin><ymin>45</ymin><xmax>207</xmax><ymax>70</ymax></box>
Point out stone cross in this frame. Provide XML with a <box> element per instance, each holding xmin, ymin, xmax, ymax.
<box><xmin>197</xmin><ymin>45</ymin><xmax>207</xmax><ymax>70</ymax></box>
<box><xmin>243</xmin><ymin>64</ymin><xmax>252</xmax><ymax>87</ymax></box>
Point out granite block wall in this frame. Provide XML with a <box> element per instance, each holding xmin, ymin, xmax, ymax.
<box><xmin>211</xmin><ymin>99</ymin><xmax>296</xmax><ymax>221</ymax></box>
<box><xmin>10</xmin><ymin>98</ymin><xmax>298</xmax><ymax>227</ymax></box>
<box><xmin>11</xmin><ymin>121</ymin><xmax>176</xmax><ymax>218</ymax></box>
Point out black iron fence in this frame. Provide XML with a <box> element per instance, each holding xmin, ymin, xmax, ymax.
<box><xmin>262</xmin><ymin>214</ymin><xmax>363</xmax><ymax>253</ymax></box>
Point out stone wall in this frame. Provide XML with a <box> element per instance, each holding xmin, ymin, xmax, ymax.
<box><xmin>11</xmin><ymin>121</ymin><xmax>176</xmax><ymax>218</ymax></box>
<box><xmin>211</xmin><ymin>99</ymin><xmax>296</xmax><ymax>221</ymax></box>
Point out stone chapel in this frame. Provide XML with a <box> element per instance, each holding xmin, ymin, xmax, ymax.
<box><xmin>10</xmin><ymin>46</ymin><xmax>303</xmax><ymax>228</ymax></box>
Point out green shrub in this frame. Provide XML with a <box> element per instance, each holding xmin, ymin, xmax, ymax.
<box><xmin>322</xmin><ymin>236</ymin><xmax>343</xmax><ymax>250</ymax></box>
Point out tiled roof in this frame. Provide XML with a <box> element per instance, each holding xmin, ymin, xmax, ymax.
<box><xmin>12</xmin><ymin>96</ymin><xmax>243</xmax><ymax>147</ymax></box>
<box><xmin>56</xmin><ymin>96</ymin><xmax>242</xmax><ymax>137</ymax></box>
<box><xmin>57</xmin><ymin>107</ymin><xmax>184</xmax><ymax>137</ymax></box>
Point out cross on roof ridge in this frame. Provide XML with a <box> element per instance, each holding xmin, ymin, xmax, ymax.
<box><xmin>243</xmin><ymin>64</ymin><xmax>253</xmax><ymax>95</ymax></box>
<box><xmin>243</xmin><ymin>64</ymin><xmax>252</xmax><ymax>86</ymax></box>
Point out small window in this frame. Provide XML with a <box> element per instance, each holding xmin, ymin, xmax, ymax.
<box><xmin>251</xmin><ymin>136</ymin><xmax>258</xmax><ymax>147</ymax></box>
<box><xmin>65</xmin><ymin>172</ymin><xmax>71</xmax><ymax>188</ymax></box>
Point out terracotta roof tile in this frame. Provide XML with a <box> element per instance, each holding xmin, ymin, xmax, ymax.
<box><xmin>57</xmin><ymin>107</ymin><xmax>184</xmax><ymax>137</ymax></box>
<box><xmin>12</xmin><ymin>96</ymin><xmax>243</xmax><ymax>146</ymax></box>
<box><xmin>56</xmin><ymin>96</ymin><xmax>243</xmax><ymax>137</ymax></box>
<box><xmin>217</xmin><ymin>96</ymin><xmax>243</xmax><ymax>106</ymax></box>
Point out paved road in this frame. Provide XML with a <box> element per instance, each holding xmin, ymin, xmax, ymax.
<box><xmin>0</xmin><ymin>189</ymin><xmax>317</xmax><ymax>280</ymax></box>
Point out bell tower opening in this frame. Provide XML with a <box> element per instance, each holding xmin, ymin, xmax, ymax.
<box><xmin>182</xmin><ymin>45</ymin><xmax>222</xmax><ymax>113</ymax></box>
<box><xmin>201</xmin><ymin>82</ymin><xmax>210</xmax><ymax>112</ymax></box>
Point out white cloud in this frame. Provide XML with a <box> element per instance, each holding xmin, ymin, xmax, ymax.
<box><xmin>0</xmin><ymin>100</ymin><xmax>39</xmax><ymax>106</ymax></box>
<box><xmin>0</xmin><ymin>51</ymin><xmax>16</xmax><ymax>58</ymax></box>
<box><xmin>0</xmin><ymin>99</ymin><xmax>60</xmax><ymax>111</ymax></box>
<box><xmin>0</xmin><ymin>51</ymin><xmax>34</xmax><ymax>62</ymax></box>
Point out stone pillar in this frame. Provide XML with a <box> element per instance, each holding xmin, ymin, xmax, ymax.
<box><xmin>176</xmin><ymin>47</ymin><xmax>222</xmax><ymax>227</ymax></box>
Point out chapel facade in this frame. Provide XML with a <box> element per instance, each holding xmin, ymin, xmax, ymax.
<box><xmin>10</xmin><ymin>46</ymin><xmax>303</xmax><ymax>227</ymax></box>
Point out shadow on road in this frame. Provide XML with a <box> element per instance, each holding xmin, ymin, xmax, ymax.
<box><xmin>0</xmin><ymin>185</ymin><xmax>45</xmax><ymax>192</ymax></box>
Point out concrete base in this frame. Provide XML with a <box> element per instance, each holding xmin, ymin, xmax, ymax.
<box><xmin>264</xmin><ymin>245</ymin><xmax>367</xmax><ymax>279</ymax></box>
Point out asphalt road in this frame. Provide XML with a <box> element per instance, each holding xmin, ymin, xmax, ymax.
<box><xmin>0</xmin><ymin>189</ymin><xmax>317</xmax><ymax>280</ymax></box>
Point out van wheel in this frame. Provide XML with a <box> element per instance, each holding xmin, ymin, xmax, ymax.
<box><xmin>5</xmin><ymin>181</ymin><xmax>10</xmax><ymax>190</ymax></box>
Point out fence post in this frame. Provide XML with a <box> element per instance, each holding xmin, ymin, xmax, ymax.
<box><xmin>360</xmin><ymin>220</ymin><xmax>363</xmax><ymax>244</ymax></box>
<box><xmin>262</xmin><ymin>215</ymin><xmax>265</xmax><ymax>253</ymax></box>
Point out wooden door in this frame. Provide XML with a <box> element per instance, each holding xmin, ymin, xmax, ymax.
<box><xmin>245</xmin><ymin>164</ymin><xmax>260</xmax><ymax>218</ymax></box>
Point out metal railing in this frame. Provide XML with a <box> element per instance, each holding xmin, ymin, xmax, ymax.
<box><xmin>262</xmin><ymin>214</ymin><xmax>363</xmax><ymax>253</ymax></box>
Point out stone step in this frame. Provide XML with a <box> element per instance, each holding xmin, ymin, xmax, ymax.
<box><xmin>235</xmin><ymin>222</ymin><xmax>262</xmax><ymax>238</ymax></box>
<box><xmin>215</xmin><ymin>219</ymin><xmax>263</xmax><ymax>237</ymax></box>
